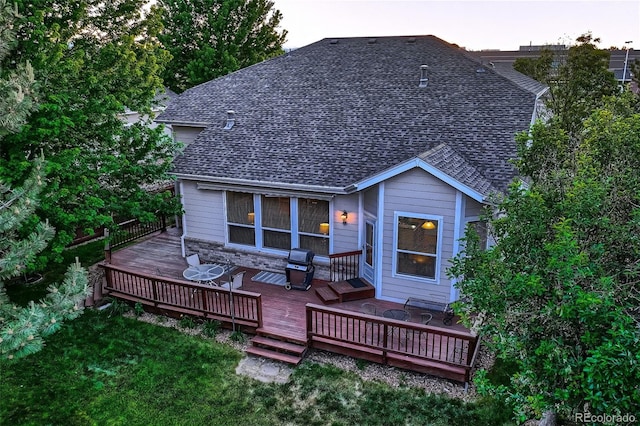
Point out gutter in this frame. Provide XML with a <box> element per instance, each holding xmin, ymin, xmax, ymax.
<box><xmin>172</xmin><ymin>172</ymin><xmax>351</xmax><ymax>195</ymax></box>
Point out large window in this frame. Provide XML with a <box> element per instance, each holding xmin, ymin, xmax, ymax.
<box><xmin>261</xmin><ymin>196</ymin><xmax>291</xmax><ymax>250</ymax></box>
<box><xmin>227</xmin><ymin>192</ymin><xmax>255</xmax><ymax>246</ymax></box>
<box><xmin>395</xmin><ymin>214</ymin><xmax>441</xmax><ymax>280</ymax></box>
<box><xmin>298</xmin><ymin>198</ymin><xmax>329</xmax><ymax>256</ymax></box>
<box><xmin>226</xmin><ymin>192</ymin><xmax>329</xmax><ymax>256</ymax></box>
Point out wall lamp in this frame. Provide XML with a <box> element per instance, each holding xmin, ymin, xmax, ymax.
<box><xmin>340</xmin><ymin>210</ymin><xmax>348</xmax><ymax>225</ymax></box>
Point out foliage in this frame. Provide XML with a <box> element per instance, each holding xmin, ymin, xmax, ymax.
<box><xmin>449</xmin><ymin>92</ymin><xmax>640</xmax><ymax>421</ymax></box>
<box><xmin>0</xmin><ymin>0</ymin><xmax>89</xmax><ymax>361</ymax></box>
<box><xmin>0</xmin><ymin>309</ymin><xmax>513</xmax><ymax>425</ymax></box>
<box><xmin>0</xmin><ymin>0</ymin><xmax>182</xmax><ymax>266</ymax></box>
<box><xmin>178</xmin><ymin>314</ymin><xmax>197</xmax><ymax>329</ymax></box>
<box><xmin>202</xmin><ymin>319</ymin><xmax>221</xmax><ymax>337</ymax></box>
<box><xmin>158</xmin><ymin>0</ymin><xmax>287</xmax><ymax>92</ymax></box>
<box><xmin>513</xmin><ymin>33</ymin><xmax>618</xmax><ymax>135</ymax></box>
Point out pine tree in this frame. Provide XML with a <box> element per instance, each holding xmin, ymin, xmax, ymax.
<box><xmin>0</xmin><ymin>0</ymin><xmax>89</xmax><ymax>361</ymax></box>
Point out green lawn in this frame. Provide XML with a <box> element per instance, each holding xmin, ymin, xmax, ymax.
<box><xmin>2</xmin><ymin>240</ymin><xmax>514</xmax><ymax>425</ymax></box>
<box><xmin>0</xmin><ymin>309</ymin><xmax>514</xmax><ymax>426</ymax></box>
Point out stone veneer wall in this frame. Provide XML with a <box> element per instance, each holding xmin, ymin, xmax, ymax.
<box><xmin>185</xmin><ymin>238</ymin><xmax>331</xmax><ymax>281</ymax></box>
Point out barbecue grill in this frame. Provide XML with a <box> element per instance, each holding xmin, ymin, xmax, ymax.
<box><xmin>284</xmin><ymin>248</ymin><xmax>315</xmax><ymax>291</ymax></box>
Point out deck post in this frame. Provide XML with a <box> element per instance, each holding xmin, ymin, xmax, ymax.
<box><xmin>104</xmin><ymin>228</ymin><xmax>112</xmax><ymax>264</ymax></box>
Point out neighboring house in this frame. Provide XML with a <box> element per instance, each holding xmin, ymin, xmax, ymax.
<box><xmin>121</xmin><ymin>87</ymin><xmax>179</xmax><ymax>137</ymax></box>
<box><xmin>156</xmin><ymin>35</ymin><xmax>543</xmax><ymax>306</ymax></box>
<box><xmin>476</xmin><ymin>45</ymin><xmax>640</xmax><ymax>92</ymax></box>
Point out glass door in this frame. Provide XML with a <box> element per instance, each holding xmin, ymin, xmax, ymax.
<box><xmin>362</xmin><ymin>219</ymin><xmax>375</xmax><ymax>284</ymax></box>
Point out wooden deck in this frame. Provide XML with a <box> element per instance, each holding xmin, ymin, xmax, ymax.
<box><xmin>102</xmin><ymin>227</ymin><xmax>477</xmax><ymax>383</ymax></box>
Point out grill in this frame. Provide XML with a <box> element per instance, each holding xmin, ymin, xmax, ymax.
<box><xmin>285</xmin><ymin>248</ymin><xmax>315</xmax><ymax>291</ymax></box>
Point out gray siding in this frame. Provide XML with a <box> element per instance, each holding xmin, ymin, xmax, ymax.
<box><xmin>464</xmin><ymin>198</ymin><xmax>485</xmax><ymax>218</ymax></box>
<box><xmin>380</xmin><ymin>168</ymin><xmax>457</xmax><ymax>304</ymax></box>
<box><xmin>363</xmin><ymin>187</ymin><xmax>378</xmax><ymax>216</ymax></box>
<box><xmin>332</xmin><ymin>193</ymin><xmax>359</xmax><ymax>254</ymax></box>
<box><xmin>182</xmin><ymin>180</ymin><xmax>224</xmax><ymax>242</ymax></box>
<box><xmin>173</xmin><ymin>125</ymin><xmax>205</xmax><ymax>146</ymax></box>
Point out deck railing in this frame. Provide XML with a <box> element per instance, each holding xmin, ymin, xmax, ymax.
<box><xmin>306</xmin><ymin>303</ymin><xmax>477</xmax><ymax>382</ymax></box>
<box><xmin>104</xmin><ymin>216</ymin><xmax>168</xmax><ymax>263</ymax></box>
<box><xmin>329</xmin><ymin>250</ymin><xmax>362</xmax><ymax>282</ymax></box>
<box><xmin>100</xmin><ymin>263</ymin><xmax>263</xmax><ymax>329</ymax></box>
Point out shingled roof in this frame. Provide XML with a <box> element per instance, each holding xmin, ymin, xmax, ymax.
<box><xmin>159</xmin><ymin>35</ymin><xmax>538</xmax><ymax>197</ymax></box>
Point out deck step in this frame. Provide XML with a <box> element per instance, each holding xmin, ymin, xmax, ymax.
<box><xmin>245</xmin><ymin>345</ymin><xmax>304</xmax><ymax>365</ymax></box>
<box><xmin>251</xmin><ymin>335</ymin><xmax>307</xmax><ymax>356</ymax></box>
<box><xmin>255</xmin><ymin>327</ymin><xmax>308</xmax><ymax>345</ymax></box>
<box><xmin>315</xmin><ymin>286</ymin><xmax>340</xmax><ymax>304</ymax></box>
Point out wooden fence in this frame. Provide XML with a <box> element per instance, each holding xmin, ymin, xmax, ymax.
<box><xmin>100</xmin><ymin>263</ymin><xmax>262</xmax><ymax>329</ymax></box>
<box><xmin>306</xmin><ymin>303</ymin><xmax>478</xmax><ymax>383</ymax></box>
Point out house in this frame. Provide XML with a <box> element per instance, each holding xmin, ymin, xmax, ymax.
<box><xmin>156</xmin><ymin>35</ymin><xmax>543</xmax><ymax>307</ymax></box>
<box><xmin>121</xmin><ymin>87</ymin><xmax>178</xmax><ymax>137</ymax></box>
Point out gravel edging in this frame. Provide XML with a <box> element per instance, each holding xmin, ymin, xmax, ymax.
<box><xmin>125</xmin><ymin>311</ymin><xmax>494</xmax><ymax>402</ymax></box>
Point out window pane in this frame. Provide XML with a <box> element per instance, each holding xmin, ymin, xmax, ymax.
<box><xmin>262</xmin><ymin>196</ymin><xmax>290</xmax><ymax>230</ymax></box>
<box><xmin>300</xmin><ymin>235</ymin><xmax>329</xmax><ymax>256</ymax></box>
<box><xmin>469</xmin><ymin>221</ymin><xmax>488</xmax><ymax>250</ymax></box>
<box><xmin>263</xmin><ymin>230</ymin><xmax>291</xmax><ymax>250</ymax></box>
<box><xmin>298</xmin><ymin>198</ymin><xmax>329</xmax><ymax>234</ymax></box>
<box><xmin>397</xmin><ymin>216</ymin><xmax>438</xmax><ymax>254</ymax></box>
<box><xmin>229</xmin><ymin>225</ymin><xmax>255</xmax><ymax>246</ymax></box>
<box><xmin>397</xmin><ymin>252</ymin><xmax>435</xmax><ymax>279</ymax></box>
<box><xmin>227</xmin><ymin>192</ymin><xmax>254</xmax><ymax>225</ymax></box>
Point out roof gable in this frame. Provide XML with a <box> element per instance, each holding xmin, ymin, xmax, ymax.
<box><xmin>162</xmin><ymin>35</ymin><xmax>537</xmax><ymax>196</ymax></box>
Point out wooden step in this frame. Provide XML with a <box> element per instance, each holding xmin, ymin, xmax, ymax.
<box><xmin>245</xmin><ymin>345</ymin><xmax>303</xmax><ymax>365</ymax></box>
<box><xmin>315</xmin><ymin>286</ymin><xmax>340</xmax><ymax>304</ymax></box>
<box><xmin>255</xmin><ymin>327</ymin><xmax>308</xmax><ymax>345</ymax></box>
<box><xmin>251</xmin><ymin>335</ymin><xmax>307</xmax><ymax>356</ymax></box>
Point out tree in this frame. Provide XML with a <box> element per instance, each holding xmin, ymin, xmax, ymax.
<box><xmin>513</xmin><ymin>34</ymin><xmax>618</xmax><ymax>135</ymax></box>
<box><xmin>0</xmin><ymin>0</ymin><xmax>89</xmax><ymax>361</ymax></box>
<box><xmin>158</xmin><ymin>0</ymin><xmax>287</xmax><ymax>92</ymax></box>
<box><xmin>0</xmin><ymin>0</ymin><xmax>181</xmax><ymax>265</ymax></box>
<box><xmin>449</xmin><ymin>93</ymin><xmax>640</xmax><ymax>422</ymax></box>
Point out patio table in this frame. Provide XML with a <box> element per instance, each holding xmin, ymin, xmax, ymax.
<box><xmin>382</xmin><ymin>309</ymin><xmax>410</xmax><ymax>321</ymax></box>
<box><xmin>182</xmin><ymin>264</ymin><xmax>225</xmax><ymax>284</ymax></box>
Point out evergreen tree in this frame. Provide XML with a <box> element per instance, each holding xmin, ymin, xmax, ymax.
<box><xmin>0</xmin><ymin>0</ymin><xmax>89</xmax><ymax>361</ymax></box>
<box><xmin>158</xmin><ymin>0</ymin><xmax>287</xmax><ymax>92</ymax></box>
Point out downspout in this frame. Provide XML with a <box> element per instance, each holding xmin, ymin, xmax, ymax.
<box><xmin>179</xmin><ymin>180</ymin><xmax>187</xmax><ymax>257</ymax></box>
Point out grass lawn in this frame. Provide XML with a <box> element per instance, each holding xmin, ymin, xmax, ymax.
<box><xmin>0</xmin><ymin>308</ymin><xmax>514</xmax><ymax>426</ymax></box>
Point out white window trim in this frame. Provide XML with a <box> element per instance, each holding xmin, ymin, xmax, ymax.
<box><xmin>392</xmin><ymin>211</ymin><xmax>444</xmax><ymax>284</ymax></box>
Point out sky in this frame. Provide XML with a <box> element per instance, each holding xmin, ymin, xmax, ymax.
<box><xmin>273</xmin><ymin>0</ymin><xmax>640</xmax><ymax>51</ymax></box>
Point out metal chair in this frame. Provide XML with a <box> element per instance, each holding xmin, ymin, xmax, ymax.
<box><xmin>220</xmin><ymin>271</ymin><xmax>245</xmax><ymax>290</ymax></box>
<box><xmin>186</xmin><ymin>254</ymin><xmax>200</xmax><ymax>266</ymax></box>
<box><xmin>360</xmin><ymin>302</ymin><xmax>378</xmax><ymax>316</ymax></box>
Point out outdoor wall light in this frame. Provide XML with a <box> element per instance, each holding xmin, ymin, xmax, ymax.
<box><xmin>341</xmin><ymin>210</ymin><xmax>348</xmax><ymax>225</ymax></box>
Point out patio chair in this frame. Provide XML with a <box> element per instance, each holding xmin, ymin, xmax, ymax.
<box><xmin>220</xmin><ymin>271</ymin><xmax>245</xmax><ymax>290</ymax></box>
<box><xmin>360</xmin><ymin>302</ymin><xmax>378</xmax><ymax>316</ymax></box>
<box><xmin>186</xmin><ymin>254</ymin><xmax>200</xmax><ymax>266</ymax></box>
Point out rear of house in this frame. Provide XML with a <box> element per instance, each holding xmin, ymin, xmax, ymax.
<box><xmin>157</xmin><ymin>35</ymin><xmax>543</xmax><ymax>306</ymax></box>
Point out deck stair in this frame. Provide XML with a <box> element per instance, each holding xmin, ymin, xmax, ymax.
<box><xmin>246</xmin><ymin>328</ymin><xmax>308</xmax><ymax>365</ymax></box>
<box><xmin>315</xmin><ymin>278</ymin><xmax>375</xmax><ymax>304</ymax></box>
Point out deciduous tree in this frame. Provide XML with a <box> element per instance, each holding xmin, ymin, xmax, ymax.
<box><xmin>449</xmin><ymin>93</ymin><xmax>640</xmax><ymax>422</ymax></box>
<box><xmin>0</xmin><ymin>0</ymin><xmax>181</xmax><ymax>265</ymax></box>
<box><xmin>158</xmin><ymin>0</ymin><xmax>287</xmax><ymax>92</ymax></box>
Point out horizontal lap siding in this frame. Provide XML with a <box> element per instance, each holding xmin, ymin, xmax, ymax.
<box><xmin>381</xmin><ymin>169</ymin><xmax>456</xmax><ymax>304</ymax></box>
<box><xmin>332</xmin><ymin>193</ymin><xmax>360</xmax><ymax>254</ymax></box>
<box><xmin>173</xmin><ymin>126</ymin><xmax>205</xmax><ymax>146</ymax></box>
<box><xmin>465</xmin><ymin>198</ymin><xmax>484</xmax><ymax>218</ymax></box>
<box><xmin>183</xmin><ymin>181</ymin><xmax>224</xmax><ymax>242</ymax></box>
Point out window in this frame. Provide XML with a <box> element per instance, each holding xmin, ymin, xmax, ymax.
<box><xmin>261</xmin><ymin>196</ymin><xmax>291</xmax><ymax>250</ymax></box>
<box><xmin>225</xmin><ymin>192</ymin><xmax>330</xmax><ymax>256</ymax></box>
<box><xmin>227</xmin><ymin>192</ymin><xmax>255</xmax><ymax>246</ymax></box>
<box><xmin>298</xmin><ymin>198</ymin><xmax>329</xmax><ymax>256</ymax></box>
<box><xmin>395</xmin><ymin>214</ymin><xmax>441</xmax><ymax>280</ymax></box>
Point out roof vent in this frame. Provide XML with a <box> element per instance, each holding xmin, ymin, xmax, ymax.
<box><xmin>224</xmin><ymin>110</ymin><xmax>235</xmax><ymax>130</ymax></box>
<box><xmin>407</xmin><ymin>37</ymin><xmax>416</xmax><ymax>44</ymax></box>
<box><xmin>367</xmin><ymin>38</ymin><xmax>377</xmax><ymax>44</ymax></box>
<box><xmin>419</xmin><ymin>65</ymin><xmax>429</xmax><ymax>88</ymax></box>
<box><xmin>476</xmin><ymin>67</ymin><xmax>486</xmax><ymax>74</ymax></box>
<box><xmin>329</xmin><ymin>39</ymin><xmax>339</xmax><ymax>45</ymax></box>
